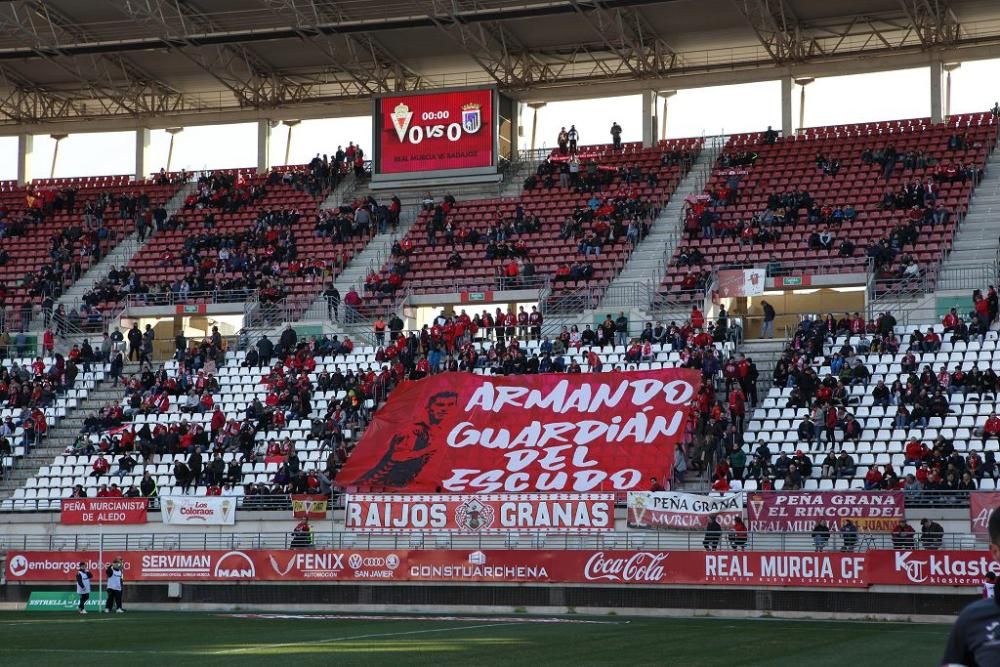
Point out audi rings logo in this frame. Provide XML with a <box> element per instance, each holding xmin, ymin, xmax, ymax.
<box><xmin>348</xmin><ymin>554</ymin><xmax>399</xmax><ymax>570</ymax></box>
<box><xmin>8</xmin><ymin>555</ymin><xmax>28</xmax><ymax>577</ymax></box>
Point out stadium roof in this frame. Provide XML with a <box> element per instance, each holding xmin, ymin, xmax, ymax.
<box><xmin>1</xmin><ymin>0</ymin><xmax>1000</xmax><ymax>133</ymax></box>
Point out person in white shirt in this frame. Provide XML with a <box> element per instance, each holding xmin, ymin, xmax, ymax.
<box><xmin>104</xmin><ymin>558</ymin><xmax>125</xmax><ymax>613</ymax></box>
<box><xmin>75</xmin><ymin>562</ymin><xmax>92</xmax><ymax>614</ymax></box>
<box><xmin>984</xmin><ymin>571</ymin><xmax>996</xmax><ymax>599</ymax></box>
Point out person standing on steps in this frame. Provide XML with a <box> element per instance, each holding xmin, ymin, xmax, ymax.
<box><xmin>127</xmin><ymin>323</ymin><xmax>143</xmax><ymax>362</ymax></box>
<box><xmin>104</xmin><ymin>558</ymin><xmax>125</xmax><ymax>613</ymax></box>
<box><xmin>610</xmin><ymin>121</ymin><xmax>623</xmax><ymax>151</ymax></box>
<box><xmin>75</xmin><ymin>561</ymin><xmax>92</xmax><ymax>614</ymax></box>
<box><xmin>325</xmin><ymin>284</ymin><xmax>340</xmax><ymax>320</ymax></box>
<box><xmin>760</xmin><ymin>300</ymin><xmax>776</xmax><ymax>339</ymax></box>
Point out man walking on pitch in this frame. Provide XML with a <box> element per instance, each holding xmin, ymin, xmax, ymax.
<box><xmin>104</xmin><ymin>557</ymin><xmax>125</xmax><ymax>613</ymax></box>
<box><xmin>75</xmin><ymin>561</ymin><xmax>92</xmax><ymax>614</ymax></box>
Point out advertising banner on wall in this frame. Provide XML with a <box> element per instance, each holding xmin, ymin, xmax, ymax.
<box><xmin>375</xmin><ymin>88</ymin><xmax>494</xmax><ymax>175</ymax></box>
<box><xmin>747</xmin><ymin>491</ymin><xmax>904</xmax><ymax>532</ymax></box>
<box><xmin>627</xmin><ymin>491</ymin><xmax>744</xmax><ymax>531</ymax></box>
<box><xmin>716</xmin><ymin>269</ymin><xmax>767</xmax><ymax>298</ymax></box>
<box><xmin>337</xmin><ymin>369</ymin><xmax>700</xmax><ymax>494</ymax></box>
<box><xmin>60</xmin><ymin>498</ymin><xmax>148</xmax><ymax>525</ymax></box>
<box><xmin>970</xmin><ymin>492</ymin><xmax>1000</xmax><ymax>537</ymax></box>
<box><xmin>160</xmin><ymin>496</ymin><xmax>236</xmax><ymax>525</ymax></box>
<box><xmin>10</xmin><ymin>549</ymin><xmax>986</xmax><ymax>587</ymax></box>
<box><xmin>345</xmin><ymin>493</ymin><xmax>615</xmax><ymax>533</ymax></box>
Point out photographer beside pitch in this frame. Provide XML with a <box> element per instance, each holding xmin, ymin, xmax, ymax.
<box><xmin>942</xmin><ymin>507</ymin><xmax>1000</xmax><ymax>665</ymax></box>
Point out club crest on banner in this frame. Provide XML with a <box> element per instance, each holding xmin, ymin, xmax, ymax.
<box><xmin>455</xmin><ymin>497</ymin><xmax>495</xmax><ymax>532</ymax></box>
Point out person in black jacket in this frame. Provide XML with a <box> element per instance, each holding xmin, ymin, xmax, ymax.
<box><xmin>126</xmin><ymin>323</ymin><xmax>143</xmax><ymax>362</ymax></box>
<box><xmin>187</xmin><ymin>447</ymin><xmax>203</xmax><ymax>487</ymax></box>
<box><xmin>703</xmin><ymin>514</ymin><xmax>723</xmax><ymax>551</ymax></box>
<box><xmin>256</xmin><ymin>335</ymin><xmax>274</xmax><ymax>368</ymax></box>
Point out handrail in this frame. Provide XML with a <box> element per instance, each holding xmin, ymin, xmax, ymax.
<box><xmin>0</xmin><ymin>529</ymin><xmax>984</xmax><ymax>553</ymax></box>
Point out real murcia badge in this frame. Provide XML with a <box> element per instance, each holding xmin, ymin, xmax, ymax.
<box><xmin>391</xmin><ymin>102</ymin><xmax>413</xmax><ymax>142</ymax></box>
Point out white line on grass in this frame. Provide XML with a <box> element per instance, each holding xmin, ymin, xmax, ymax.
<box><xmin>211</xmin><ymin>622</ymin><xmax>522</xmax><ymax>655</ymax></box>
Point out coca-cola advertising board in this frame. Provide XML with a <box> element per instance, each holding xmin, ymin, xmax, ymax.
<box><xmin>337</xmin><ymin>369</ymin><xmax>699</xmax><ymax>493</ymax></box>
<box><xmin>6</xmin><ymin>548</ymin><xmax>991</xmax><ymax>587</ymax></box>
<box><xmin>627</xmin><ymin>491</ymin><xmax>743</xmax><ymax>531</ymax></box>
<box><xmin>375</xmin><ymin>88</ymin><xmax>494</xmax><ymax>175</ymax></box>
<box><xmin>345</xmin><ymin>493</ymin><xmax>614</xmax><ymax>533</ymax></box>
<box><xmin>747</xmin><ymin>491</ymin><xmax>904</xmax><ymax>532</ymax></box>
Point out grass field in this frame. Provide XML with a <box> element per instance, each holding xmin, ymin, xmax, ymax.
<box><xmin>0</xmin><ymin>611</ymin><xmax>951</xmax><ymax>666</ymax></box>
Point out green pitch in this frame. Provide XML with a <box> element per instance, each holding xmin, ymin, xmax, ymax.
<box><xmin>0</xmin><ymin>610</ymin><xmax>951</xmax><ymax>666</ymax></box>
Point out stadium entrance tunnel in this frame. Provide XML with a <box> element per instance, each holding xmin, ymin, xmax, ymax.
<box><xmin>712</xmin><ymin>272</ymin><xmax>867</xmax><ymax>341</ymax></box>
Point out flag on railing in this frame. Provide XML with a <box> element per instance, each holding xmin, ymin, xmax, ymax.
<box><xmin>291</xmin><ymin>494</ymin><xmax>328</xmax><ymax>519</ymax></box>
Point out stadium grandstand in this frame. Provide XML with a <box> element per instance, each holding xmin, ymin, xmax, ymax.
<box><xmin>3</xmin><ymin>1</ymin><xmax>1000</xmax><ymax>664</ymax></box>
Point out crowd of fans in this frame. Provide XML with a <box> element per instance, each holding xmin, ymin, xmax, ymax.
<box><xmin>693</xmin><ymin>289</ymin><xmax>1000</xmax><ymax>495</ymax></box>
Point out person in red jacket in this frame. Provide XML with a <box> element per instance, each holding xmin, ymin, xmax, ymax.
<box><xmin>690</xmin><ymin>306</ymin><xmax>705</xmax><ymax>330</ymax></box>
<box><xmin>984</xmin><ymin>412</ymin><xmax>1000</xmax><ymax>447</ymax></box>
<box><xmin>729</xmin><ymin>517</ymin><xmax>749</xmax><ymax>551</ymax></box>
<box><xmin>904</xmin><ymin>437</ymin><xmax>928</xmax><ymax>464</ymax></box>
<box><xmin>91</xmin><ymin>454</ymin><xmax>110</xmax><ymax>477</ymax></box>
<box><xmin>728</xmin><ymin>387</ymin><xmax>746</xmax><ymax>431</ymax></box>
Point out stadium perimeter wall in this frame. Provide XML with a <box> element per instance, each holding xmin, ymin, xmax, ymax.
<box><xmin>0</xmin><ymin>581</ymin><xmax>977</xmax><ymax>622</ymax></box>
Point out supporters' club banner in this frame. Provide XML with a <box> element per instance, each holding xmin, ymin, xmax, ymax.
<box><xmin>338</xmin><ymin>369</ymin><xmax>699</xmax><ymax>493</ymax></box>
<box><xmin>376</xmin><ymin>88</ymin><xmax>494</xmax><ymax>175</ymax></box>
<box><xmin>161</xmin><ymin>496</ymin><xmax>236</xmax><ymax>525</ymax></box>
<box><xmin>292</xmin><ymin>495</ymin><xmax>329</xmax><ymax>520</ymax></box>
<box><xmin>8</xmin><ymin>549</ymin><xmax>958</xmax><ymax>588</ymax></box>
<box><xmin>747</xmin><ymin>491</ymin><xmax>904</xmax><ymax>532</ymax></box>
<box><xmin>60</xmin><ymin>498</ymin><xmax>147</xmax><ymax>525</ymax></box>
<box><xmin>970</xmin><ymin>492</ymin><xmax>1000</xmax><ymax>537</ymax></box>
<box><xmin>345</xmin><ymin>493</ymin><xmax>614</xmax><ymax>533</ymax></box>
<box><xmin>716</xmin><ymin>269</ymin><xmax>766</xmax><ymax>298</ymax></box>
<box><xmin>866</xmin><ymin>550</ymin><xmax>1000</xmax><ymax>587</ymax></box>
<box><xmin>627</xmin><ymin>491</ymin><xmax>743</xmax><ymax>531</ymax></box>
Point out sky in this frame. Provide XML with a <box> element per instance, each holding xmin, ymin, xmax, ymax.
<box><xmin>1</xmin><ymin>58</ymin><xmax>999</xmax><ymax>181</ymax></box>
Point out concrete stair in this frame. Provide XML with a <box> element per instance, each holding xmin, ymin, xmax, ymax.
<box><xmin>30</xmin><ymin>181</ymin><xmax>199</xmax><ymax>332</ymax></box>
<box><xmin>0</xmin><ymin>365</ymin><xmax>136</xmax><ymax>501</ymax></box>
<box><xmin>937</xmin><ymin>150</ymin><xmax>1000</xmax><ymax>289</ymax></box>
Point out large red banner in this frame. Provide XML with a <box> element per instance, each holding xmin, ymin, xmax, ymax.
<box><xmin>10</xmin><ymin>548</ymin><xmax>992</xmax><ymax>587</ymax></box>
<box><xmin>337</xmin><ymin>369</ymin><xmax>699</xmax><ymax>493</ymax></box>
<box><xmin>747</xmin><ymin>491</ymin><xmax>904</xmax><ymax>532</ymax></box>
<box><xmin>376</xmin><ymin>89</ymin><xmax>494</xmax><ymax>174</ymax></box>
<box><xmin>345</xmin><ymin>493</ymin><xmax>614</xmax><ymax>533</ymax></box>
<box><xmin>60</xmin><ymin>498</ymin><xmax>148</xmax><ymax>525</ymax></box>
<box><xmin>970</xmin><ymin>492</ymin><xmax>1000</xmax><ymax>537</ymax></box>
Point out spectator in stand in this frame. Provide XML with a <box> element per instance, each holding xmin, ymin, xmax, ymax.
<box><xmin>703</xmin><ymin>514</ymin><xmax>722</xmax><ymax>551</ymax></box>
<box><xmin>610</xmin><ymin>122</ymin><xmax>622</xmax><ymax>150</ymax></box>
<box><xmin>891</xmin><ymin>519</ymin><xmax>916</xmax><ymax>549</ymax></box>
<box><xmin>983</xmin><ymin>412</ymin><xmax>1000</xmax><ymax>447</ymax></box>
<box><xmin>920</xmin><ymin>518</ymin><xmax>945</xmax><ymax>549</ymax></box>
<box><xmin>811</xmin><ymin>520</ymin><xmax>831</xmax><ymax>552</ymax></box>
